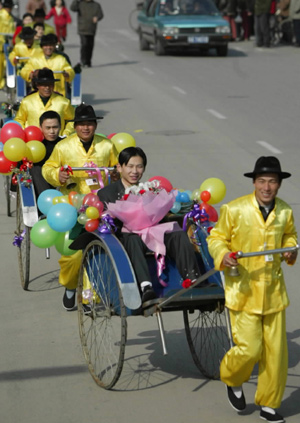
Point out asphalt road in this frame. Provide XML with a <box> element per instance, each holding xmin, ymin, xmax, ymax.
<box><xmin>0</xmin><ymin>1</ymin><xmax>299</xmax><ymax>422</ymax></box>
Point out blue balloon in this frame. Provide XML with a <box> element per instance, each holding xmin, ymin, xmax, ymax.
<box><xmin>0</xmin><ymin>142</ymin><xmax>3</xmax><ymax>152</ymax></box>
<box><xmin>179</xmin><ymin>192</ymin><xmax>191</xmax><ymax>203</ymax></box>
<box><xmin>47</xmin><ymin>203</ymin><xmax>78</xmax><ymax>232</ymax></box>
<box><xmin>170</xmin><ymin>201</ymin><xmax>181</xmax><ymax>214</ymax></box>
<box><xmin>37</xmin><ymin>189</ymin><xmax>63</xmax><ymax>215</ymax></box>
<box><xmin>175</xmin><ymin>192</ymin><xmax>182</xmax><ymax>202</ymax></box>
<box><xmin>185</xmin><ymin>190</ymin><xmax>193</xmax><ymax>200</ymax></box>
<box><xmin>2</xmin><ymin>119</ymin><xmax>23</xmax><ymax>127</ymax></box>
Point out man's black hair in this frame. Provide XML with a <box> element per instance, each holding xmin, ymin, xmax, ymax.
<box><xmin>34</xmin><ymin>22</ymin><xmax>45</xmax><ymax>29</ymax></box>
<box><xmin>23</xmin><ymin>13</ymin><xmax>34</xmax><ymax>21</ymax></box>
<box><xmin>39</xmin><ymin>110</ymin><xmax>61</xmax><ymax>126</ymax></box>
<box><xmin>118</xmin><ymin>147</ymin><xmax>147</xmax><ymax>168</ymax></box>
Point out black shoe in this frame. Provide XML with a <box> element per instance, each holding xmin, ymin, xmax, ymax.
<box><xmin>260</xmin><ymin>410</ymin><xmax>285</xmax><ymax>423</ymax></box>
<box><xmin>62</xmin><ymin>289</ymin><xmax>76</xmax><ymax>311</ymax></box>
<box><xmin>226</xmin><ymin>385</ymin><xmax>246</xmax><ymax>412</ymax></box>
<box><xmin>142</xmin><ymin>286</ymin><xmax>157</xmax><ymax>303</ymax></box>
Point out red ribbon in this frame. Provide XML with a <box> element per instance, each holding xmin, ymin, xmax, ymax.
<box><xmin>60</xmin><ymin>165</ymin><xmax>73</xmax><ymax>175</ymax></box>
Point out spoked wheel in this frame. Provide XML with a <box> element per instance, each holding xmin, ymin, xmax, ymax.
<box><xmin>4</xmin><ymin>175</ymin><xmax>12</xmax><ymax>217</ymax></box>
<box><xmin>78</xmin><ymin>239</ymin><xmax>127</xmax><ymax>389</ymax></box>
<box><xmin>183</xmin><ymin>303</ymin><xmax>231</xmax><ymax>379</ymax></box>
<box><xmin>16</xmin><ymin>187</ymin><xmax>31</xmax><ymax>290</ymax></box>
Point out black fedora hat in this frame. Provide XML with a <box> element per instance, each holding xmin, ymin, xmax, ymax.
<box><xmin>19</xmin><ymin>26</ymin><xmax>37</xmax><ymax>40</ymax></box>
<box><xmin>33</xmin><ymin>68</ymin><xmax>59</xmax><ymax>84</ymax></box>
<box><xmin>70</xmin><ymin>103</ymin><xmax>103</xmax><ymax>123</ymax></box>
<box><xmin>40</xmin><ymin>33</ymin><xmax>58</xmax><ymax>46</ymax></box>
<box><xmin>2</xmin><ymin>0</ymin><xmax>14</xmax><ymax>8</ymax></box>
<box><xmin>244</xmin><ymin>156</ymin><xmax>291</xmax><ymax>179</ymax></box>
<box><xmin>34</xmin><ymin>8</ymin><xmax>46</xmax><ymax>18</ymax></box>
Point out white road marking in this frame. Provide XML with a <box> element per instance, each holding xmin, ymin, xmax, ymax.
<box><xmin>256</xmin><ymin>141</ymin><xmax>282</xmax><ymax>154</ymax></box>
<box><xmin>206</xmin><ymin>109</ymin><xmax>227</xmax><ymax>119</ymax></box>
<box><xmin>143</xmin><ymin>67</ymin><xmax>154</xmax><ymax>75</ymax></box>
<box><xmin>172</xmin><ymin>86</ymin><xmax>186</xmax><ymax>95</ymax></box>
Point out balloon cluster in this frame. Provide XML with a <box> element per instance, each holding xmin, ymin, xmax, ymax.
<box><xmin>0</xmin><ymin>121</ymin><xmax>45</xmax><ymax>175</ymax></box>
<box><xmin>30</xmin><ymin>189</ymin><xmax>104</xmax><ymax>254</ymax></box>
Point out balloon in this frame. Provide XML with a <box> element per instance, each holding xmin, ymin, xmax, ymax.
<box><xmin>107</xmin><ymin>133</ymin><xmax>116</xmax><ymax>139</ymax></box>
<box><xmin>57</xmin><ymin>195</ymin><xmax>70</xmax><ymax>204</ymax></box>
<box><xmin>0</xmin><ymin>151</ymin><xmax>17</xmax><ymax>174</ymax></box>
<box><xmin>55</xmin><ymin>231</ymin><xmax>76</xmax><ymax>256</ymax></box>
<box><xmin>148</xmin><ymin>176</ymin><xmax>173</xmax><ymax>193</ymax></box>
<box><xmin>111</xmin><ymin>132</ymin><xmax>136</xmax><ymax>153</ymax></box>
<box><xmin>191</xmin><ymin>188</ymin><xmax>200</xmax><ymax>202</ymax></box>
<box><xmin>68</xmin><ymin>191</ymin><xmax>77</xmax><ymax>205</ymax></box>
<box><xmin>179</xmin><ymin>192</ymin><xmax>190</xmax><ymax>203</ymax></box>
<box><xmin>24</xmin><ymin>126</ymin><xmax>44</xmax><ymax>142</ymax></box>
<box><xmin>170</xmin><ymin>201</ymin><xmax>181</xmax><ymax>213</ymax></box>
<box><xmin>78</xmin><ymin>213</ymin><xmax>89</xmax><ymax>225</ymax></box>
<box><xmin>199</xmin><ymin>178</ymin><xmax>226</xmax><ymax>205</ymax></box>
<box><xmin>200</xmin><ymin>190</ymin><xmax>211</xmax><ymax>203</ymax></box>
<box><xmin>93</xmin><ymin>200</ymin><xmax>104</xmax><ymax>214</ymax></box>
<box><xmin>85</xmin><ymin>219</ymin><xmax>99</xmax><ymax>232</ymax></box>
<box><xmin>2</xmin><ymin>120</ymin><xmax>22</xmax><ymax>128</ymax></box>
<box><xmin>47</xmin><ymin>203</ymin><xmax>78</xmax><ymax>232</ymax></box>
<box><xmin>3</xmin><ymin>137</ymin><xmax>26</xmax><ymax>161</ymax></box>
<box><xmin>52</xmin><ymin>196</ymin><xmax>62</xmax><ymax>205</ymax></box>
<box><xmin>0</xmin><ymin>122</ymin><xmax>25</xmax><ymax>143</ymax></box>
<box><xmin>83</xmin><ymin>193</ymin><xmax>98</xmax><ymax>207</ymax></box>
<box><xmin>0</xmin><ymin>142</ymin><xmax>3</xmax><ymax>152</ymax></box>
<box><xmin>25</xmin><ymin>140</ymin><xmax>46</xmax><ymax>163</ymax></box>
<box><xmin>86</xmin><ymin>206</ymin><xmax>100</xmax><ymax>220</ymax></box>
<box><xmin>30</xmin><ymin>220</ymin><xmax>59</xmax><ymax>248</ymax></box>
<box><xmin>96</xmin><ymin>133</ymin><xmax>106</xmax><ymax>137</ymax></box>
<box><xmin>72</xmin><ymin>193</ymin><xmax>85</xmax><ymax>210</ymax></box>
<box><xmin>185</xmin><ymin>190</ymin><xmax>193</xmax><ymax>200</ymax></box>
<box><xmin>37</xmin><ymin>189</ymin><xmax>63</xmax><ymax>215</ymax></box>
<box><xmin>199</xmin><ymin>202</ymin><xmax>218</xmax><ymax>222</ymax></box>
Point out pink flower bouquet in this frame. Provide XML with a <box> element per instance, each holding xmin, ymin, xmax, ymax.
<box><xmin>106</xmin><ymin>189</ymin><xmax>176</xmax><ymax>231</ymax></box>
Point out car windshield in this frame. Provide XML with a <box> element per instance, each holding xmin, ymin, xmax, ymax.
<box><xmin>158</xmin><ymin>0</ymin><xmax>219</xmax><ymax>16</ymax></box>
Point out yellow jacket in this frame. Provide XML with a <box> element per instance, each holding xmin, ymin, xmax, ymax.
<box><xmin>14</xmin><ymin>91</ymin><xmax>74</xmax><ymax>137</ymax></box>
<box><xmin>0</xmin><ymin>9</ymin><xmax>15</xmax><ymax>46</ymax></box>
<box><xmin>207</xmin><ymin>192</ymin><xmax>297</xmax><ymax>315</ymax></box>
<box><xmin>20</xmin><ymin>51</ymin><xmax>75</xmax><ymax>96</ymax></box>
<box><xmin>42</xmin><ymin>133</ymin><xmax>118</xmax><ymax>195</ymax></box>
<box><xmin>9</xmin><ymin>41</ymin><xmax>42</xmax><ymax>67</ymax></box>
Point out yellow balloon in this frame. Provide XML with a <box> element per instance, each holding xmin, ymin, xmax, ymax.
<box><xmin>52</xmin><ymin>196</ymin><xmax>61</xmax><ymax>205</ymax></box>
<box><xmin>199</xmin><ymin>178</ymin><xmax>226</xmax><ymax>205</ymax></box>
<box><xmin>25</xmin><ymin>141</ymin><xmax>46</xmax><ymax>163</ymax></box>
<box><xmin>86</xmin><ymin>206</ymin><xmax>100</xmax><ymax>219</ymax></box>
<box><xmin>58</xmin><ymin>195</ymin><xmax>70</xmax><ymax>204</ymax></box>
<box><xmin>111</xmin><ymin>132</ymin><xmax>136</xmax><ymax>153</ymax></box>
<box><xmin>191</xmin><ymin>188</ymin><xmax>200</xmax><ymax>202</ymax></box>
<box><xmin>3</xmin><ymin>137</ymin><xmax>26</xmax><ymax>162</ymax></box>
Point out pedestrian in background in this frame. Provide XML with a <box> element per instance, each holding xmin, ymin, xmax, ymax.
<box><xmin>290</xmin><ymin>0</ymin><xmax>300</xmax><ymax>46</ymax></box>
<box><xmin>254</xmin><ymin>0</ymin><xmax>272</xmax><ymax>46</ymax></box>
<box><xmin>45</xmin><ymin>0</ymin><xmax>72</xmax><ymax>42</ymax></box>
<box><xmin>70</xmin><ymin>0</ymin><xmax>104</xmax><ymax>68</ymax></box>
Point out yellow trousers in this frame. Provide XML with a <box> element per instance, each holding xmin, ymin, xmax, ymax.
<box><xmin>220</xmin><ymin>309</ymin><xmax>287</xmax><ymax>409</ymax></box>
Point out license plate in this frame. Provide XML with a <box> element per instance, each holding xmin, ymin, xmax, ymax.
<box><xmin>188</xmin><ymin>36</ymin><xmax>209</xmax><ymax>43</ymax></box>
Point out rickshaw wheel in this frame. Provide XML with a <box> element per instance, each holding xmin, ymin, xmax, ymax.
<box><xmin>78</xmin><ymin>239</ymin><xmax>127</xmax><ymax>390</ymax></box>
<box><xmin>16</xmin><ymin>187</ymin><xmax>31</xmax><ymax>290</ymax></box>
<box><xmin>183</xmin><ymin>303</ymin><xmax>230</xmax><ymax>379</ymax></box>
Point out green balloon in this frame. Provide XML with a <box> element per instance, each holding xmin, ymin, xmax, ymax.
<box><xmin>30</xmin><ymin>220</ymin><xmax>59</xmax><ymax>248</ymax></box>
<box><xmin>55</xmin><ymin>231</ymin><xmax>76</xmax><ymax>256</ymax></box>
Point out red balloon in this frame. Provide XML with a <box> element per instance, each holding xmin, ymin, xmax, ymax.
<box><xmin>107</xmin><ymin>133</ymin><xmax>117</xmax><ymax>139</ymax></box>
<box><xmin>1</xmin><ymin>123</ymin><xmax>25</xmax><ymax>143</ymax></box>
<box><xmin>93</xmin><ymin>200</ymin><xmax>104</xmax><ymax>214</ymax></box>
<box><xmin>200</xmin><ymin>190</ymin><xmax>211</xmax><ymax>203</ymax></box>
<box><xmin>85</xmin><ymin>219</ymin><xmax>100</xmax><ymax>232</ymax></box>
<box><xmin>83</xmin><ymin>193</ymin><xmax>98</xmax><ymax>207</ymax></box>
<box><xmin>199</xmin><ymin>202</ymin><xmax>218</xmax><ymax>222</ymax></box>
<box><xmin>148</xmin><ymin>176</ymin><xmax>173</xmax><ymax>193</ymax></box>
<box><xmin>0</xmin><ymin>151</ymin><xmax>17</xmax><ymax>174</ymax></box>
<box><xmin>24</xmin><ymin>126</ymin><xmax>44</xmax><ymax>142</ymax></box>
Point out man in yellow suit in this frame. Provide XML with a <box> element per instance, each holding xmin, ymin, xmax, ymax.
<box><xmin>0</xmin><ymin>0</ymin><xmax>15</xmax><ymax>89</ymax></box>
<box><xmin>20</xmin><ymin>33</ymin><xmax>74</xmax><ymax>96</ymax></box>
<box><xmin>42</xmin><ymin>104</ymin><xmax>119</xmax><ymax>310</ymax></box>
<box><xmin>15</xmin><ymin>68</ymin><xmax>74</xmax><ymax>137</ymax></box>
<box><xmin>207</xmin><ymin>156</ymin><xmax>298</xmax><ymax>423</ymax></box>
<box><xmin>9</xmin><ymin>26</ymin><xmax>41</xmax><ymax>68</ymax></box>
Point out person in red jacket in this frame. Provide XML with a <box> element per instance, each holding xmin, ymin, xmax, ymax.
<box><xmin>45</xmin><ymin>0</ymin><xmax>71</xmax><ymax>42</ymax></box>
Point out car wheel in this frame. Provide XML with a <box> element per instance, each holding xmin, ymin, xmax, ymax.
<box><xmin>154</xmin><ymin>37</ymin><xmax>166</xmax><ymax>56</ymax></box>
<box><xmin>139</xmin><ymin>30</ymin><xmax>150</xmax><ymax>51</ymax></box>
<box><xmin>216</xmin><ymin>45</ymin><xmax>228</xmax><ymax>57</ymax></box>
